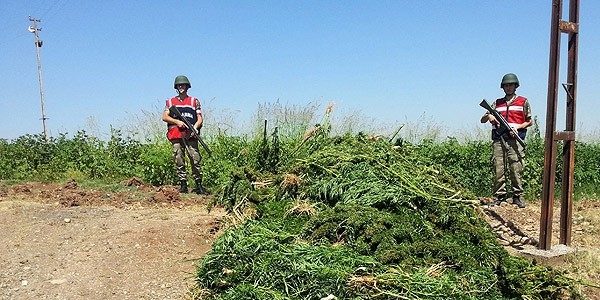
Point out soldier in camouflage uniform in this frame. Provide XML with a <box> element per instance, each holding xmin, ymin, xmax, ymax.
<box><xmin>162</xmin><ymin>75</ymin><xmax>210</xmax><ymax>195</ymax></box>
<box><xmin>480</xmin><ymin>73</ymin><xmax>532</xmax><ymax>208</ymax></box>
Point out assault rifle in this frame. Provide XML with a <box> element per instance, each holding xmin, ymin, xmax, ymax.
<box><xmin>479</xmin><ymin>99</ymin><xmax>526</xmax><ymax>148</ymax></box>
<box><xmin>169</xmin><ymin>106</ymin><xmax>212</xmax><ymax>156</ymax></box>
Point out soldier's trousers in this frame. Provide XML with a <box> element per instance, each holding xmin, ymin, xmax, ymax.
<box><xmin>492</xmin><ymin>138</ymin><xmax>525</xmax><ymax>197</ymax></box>
<box><xmin>170</xmin><ymin>138</ymin><xmax>202</xmax><ymax>182</ymax></box>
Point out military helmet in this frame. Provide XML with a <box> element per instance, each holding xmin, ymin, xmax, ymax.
<box><xmin>173</xmin><ymin>75</ymin><xmax>191</xmax><ymax>89</ymax></box>
<box><xmin>500</xmin><ymin>73</ymin><xmax>519</xmax><ymax>88</ymax></box>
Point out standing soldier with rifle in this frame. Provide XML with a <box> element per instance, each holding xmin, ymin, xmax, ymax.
<box><xmin>162</xmin><ymin>75</ymin><xmax>210</xmax><ymax>195</ymax></box>
<box><xmin>480</xmin><ymin>73</ymin><xmax>532</xmax><ymax>208</ymax></box>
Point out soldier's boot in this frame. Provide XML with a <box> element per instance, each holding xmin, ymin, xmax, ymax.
<box><xmin>179</xmin><ymin>180</ymin><xmax>188</xmax><ymax>193</ymax></box>
<box><xmin>512</xmin><ymin>196</ymin><xmax>526</xmax><ymax>209</ymax></box>
<box><xmin>193</xmin><ymin>179</ymin><xmax>210</xmax><ymax>195</ymax></box>
<box><xmin>492</xmin><ymin>194</ymin><xmax>507</xmax><ymax>207</ymax></box>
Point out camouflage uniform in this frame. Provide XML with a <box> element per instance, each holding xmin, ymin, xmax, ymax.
<box><xmin>167</xmin><ymin>107</ymin><xmax>203</xmax><ymax>184</ymax></box>
<box><xmin>481</xmin><ymin>73</ymin><xmax>532</xmax><ymax>208</ymax></box>
<box><xmin>486</xmin><ymin>99</ymin><xmax>532</xmax><ymax>199</ymax></box>
<box><xmin>162</xmin><ymin>75</ymin><xmax>210</xmax><ymax>195</ymax></box>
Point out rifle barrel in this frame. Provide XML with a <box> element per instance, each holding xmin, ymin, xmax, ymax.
<box><xmin>479</xmin><ymin>99</ymin><xmax>526</xmax><ymax>147</ymax></box>
<box><xmin>168</xmin><ymin>106</ymin><xmax>212</xmax><ymax>156</ymax></box>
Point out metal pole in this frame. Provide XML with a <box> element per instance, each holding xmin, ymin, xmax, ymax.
<box><xmin>28</xmin><ymin>16</ymin><xmax>48</xmax><ymax>139</ymax></box>
<box><xmin>539</xmin><ymin>0</ymin><xmax>562</xmax><ymax>250</ymax></box>
<box><xmin>560</xmin><ymin>0</ymin><xmax>579</xmax><ymax>246</ymax></box>
<box><xmin>539</xmin><ymin>0</ymin><xmax>579</xmax><ymax>250</ymax></box>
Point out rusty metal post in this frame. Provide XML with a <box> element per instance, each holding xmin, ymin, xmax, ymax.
<box><xmin>539</xmin><ymin>0</ymin><xmax>579</xmax><ymax>250</ymax></box>
<box><xmin>559</xmin><ymin>0</ymin><xmax>579</xmax><ymax>246</ymax></box>
<box><xmin>539</xmin><ymin>0</ymin><xmax>562</xmax><ymax>251</ymax></box>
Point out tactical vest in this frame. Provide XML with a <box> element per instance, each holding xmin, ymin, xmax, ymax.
<box><xmin>491</xmin><ymin>96</ymin><xmax>527</xmax><ymax>141</ymax></box>
<box><xmin>166</xmin><ymin>96</ymin><xmax>200</xmax><ymax>140</ymax></box>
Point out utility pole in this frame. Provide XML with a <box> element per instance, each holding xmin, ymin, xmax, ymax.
<box><xmin>28</xmin><ymin>16</ymin><xmax>48</xmax><ymax>139</ymax></box>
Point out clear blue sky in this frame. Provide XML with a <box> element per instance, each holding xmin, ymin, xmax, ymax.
<box><xmin>1</xmin><ymin>1</ymin><xmax>599</xmax><ymax>140</ymax></box>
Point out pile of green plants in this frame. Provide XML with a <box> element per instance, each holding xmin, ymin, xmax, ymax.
<box><xmin>195</xmin><ymin>122</ymin><xmax>584</xmax><ymax>299</ymax></box>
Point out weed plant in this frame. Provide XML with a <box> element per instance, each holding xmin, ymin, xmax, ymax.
<box><xmin>195</xmin><ymin>109</ymin><xmax>585</xmax><ymax>300</ymax></box>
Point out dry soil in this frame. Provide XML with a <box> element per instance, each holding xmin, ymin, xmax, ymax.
<box><xmin>0</xmin><ymin>180</ymin><xmax>225</xmax><ymax>300</ymax></box>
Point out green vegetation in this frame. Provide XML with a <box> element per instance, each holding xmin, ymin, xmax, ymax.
<box><xmin>2</xmin><ymin>115</ymin><xmax>599</xmax><ymax>201</ymax></box>
<box><xmin>1</xmin><ymin>105</ymin><xmax>598</xmax><ymax>299</ymax></box>
<box><xmin>195</xmin><ymin>114</ymin><xmax>584</xmax><ymax>299</ymax></box>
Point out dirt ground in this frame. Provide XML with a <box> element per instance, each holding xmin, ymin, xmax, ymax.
<box><xmin>480</xmin><ymin>196</ymin><xmax>600</xmax><ymax>299</ymax></box>
<box><xmin>0</xmin><ymin>181</ymin><xmax>599</xmax><ymax>299</ymax></box>
<box><xmin>0</xmin><ymin>180</ymin><xmax>225</xmax><ymax>300</ymax></box>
